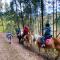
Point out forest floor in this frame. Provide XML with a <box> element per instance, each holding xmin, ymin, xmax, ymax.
<box><xmin>0</xmin><ymin>32</ymin><xmax>45</xmax><ymax>60</ymax></box>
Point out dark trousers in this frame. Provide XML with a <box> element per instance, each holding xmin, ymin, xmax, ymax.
<box><xmin>16</xmin><ymin>33</ymin><xmax>21</xmax><ymax>43</ymax></box>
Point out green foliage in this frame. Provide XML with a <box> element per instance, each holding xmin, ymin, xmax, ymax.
<box><xmin>0</xmin><ymin>26</ymin><xmax>3</xmax><ymax>32</ymax></box>
<box><xmin>5</xmin><ymin>21</ymin><xmax>16</xmax><ymax>34</ymax></box>
<box><xmin>2</xmin><ymin>0</ymin><xmax>45</xmax><ymax>34</ymax></box>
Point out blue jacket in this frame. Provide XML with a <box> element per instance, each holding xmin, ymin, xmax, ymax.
<box><xmin>16</xmin><ymin>28</ymin><xmax>21</xmax><ymax>34</ymax></box>
<box><xmin>44</xmin><ymin>27</ymin><xmax>51</xmax><ymax>35</ymax></box>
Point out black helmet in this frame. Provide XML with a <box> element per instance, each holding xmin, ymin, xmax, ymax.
<box><xmin>45</xmin><ymin>23</ymin><xmax>50</xmax><ymax>27</ymax></box>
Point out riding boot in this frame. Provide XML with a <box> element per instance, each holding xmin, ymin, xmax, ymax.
<box><xmin>19</xmin><ymin>35</ymin><xmax>22</xmax><ymax>44</ymax></box>
<box><xmin>41</xmin><ymin>44</ymin><xmax>45</xmax><ymax>48</ymax></box>
<box><xmin>20</xmin><ymin>33</ymin><xmax>26</xmax><ymax>45</ymax></box>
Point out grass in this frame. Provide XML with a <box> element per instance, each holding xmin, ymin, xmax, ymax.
<box><xmin>0</xmin><ymin>20</ymin><xmax>15</xmax><ymax>34</ymax></box>
<box><xmin>0</xmin><ymin>26</ymin><xmax>4</xmax><ymax>32</ymax></box>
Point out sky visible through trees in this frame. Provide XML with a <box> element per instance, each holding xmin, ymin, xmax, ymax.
<box><xmin>0</xmin><ymin>0</ymin><xmax>60</xmax><ymax>37</ymax></box>
<box><xmin>1</xmin><ymin>0</ymin><xmax>60</xmax><ymax>15</ymax></box>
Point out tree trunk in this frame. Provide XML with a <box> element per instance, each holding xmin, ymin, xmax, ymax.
<box><xmin>15</xmin><ymin>0</ymin><xmax>19</xmax><ymax>28</ymax></box>
<box><xmin>56</xmin><ymin>0</ymin><xmax>57</xmax><ymax>38</ymax></box>
<box><xmin>53</xmin><ymin>1</ymin><xmax>54</xmax><ymax>37</ymax></box>
<box><xmin>41</xmin><ymin>0</ymin><xmax>44</xmax><ymax>35</ymax></box>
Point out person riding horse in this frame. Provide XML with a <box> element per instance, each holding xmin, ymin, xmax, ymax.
<box><xmin>22</xmin><ymin>25</ymin><xmax>30</xmax><ymax>39</ymax></box>
<box><xmin>40</xmin><ymin>22</ymin><xmax>52</xmax><ymax>47</ymax></box>
<box><xmin>15</xmin><ymin>27</ymin><xmax>21</xmax><ymax>43</ymax></box>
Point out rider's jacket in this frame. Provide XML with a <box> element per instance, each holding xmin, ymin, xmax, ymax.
<box><xmin>23</xmin><ymin>26</ymin><xmax>30</xmax><ymax>35</ymax></box>
<box><xmin>44</xmin><ymin>27</ymin><xmax>51</xmax><ymax>35</ymax></box>
<box><xmin>16</xmin><ymin>28</ymin><xmax>21</xmax><ymax>34</ymax></box>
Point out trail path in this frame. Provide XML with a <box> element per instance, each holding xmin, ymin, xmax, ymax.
<box><xmin>0</xmin><ymin>33</ymin><xmax>44</xmax><ymax>60</ymax></box>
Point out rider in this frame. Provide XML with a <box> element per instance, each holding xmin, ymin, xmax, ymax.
<box><xmin>40</xmin><ymin>22</ymin><xmax>52</xmax><ymax>47</ymax></box>
<box><xmin>44</xmin><ymin>22</ymin><xmax>52</xmax><ymax>40</ymax></box>
<box><xmin>15</xmin><ymin>27</ymin><xmax>21</xmax><ymax>43</ymax></box>
<box><xmin>22</xmin><ymin>24</ymin><xmax>30</xmax><ymax>39</ymax></box>
<box><xmin>15</xmin><ymin>27</ymin><xmax>21</xmax><ymax>36</ymax></box>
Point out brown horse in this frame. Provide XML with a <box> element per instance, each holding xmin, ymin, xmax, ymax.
<box><xmin>35</xmin><ymin>36</ymin><xmax>60</xmax><ymax>60</ymax></box>
<box><xmin>23</xmin><ymin>32</ymin><xmax>60</xmax><ymax>60</ymax></box>
<box><xmin>35</xmin><ymin>37</ymin><xmax>55</xmax><ymax>52</ymax></box>
<box><xmin>52</xmin><ymin>37</ymin><xmax>60</xmax><ymax>60</ymax></box>
<box><xmin>23</xmin><ymin>32</ymin><xmax>32</xmax><ymax>47</ymax></box>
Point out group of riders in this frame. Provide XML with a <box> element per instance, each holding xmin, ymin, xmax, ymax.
<box><xmin>15</xmin><ymin>22</ymin><xmax>52</xmax><ymax>48</ymax></box>
<box><xmin>16</xmin><ymin>24</ymin><xmax>30</xmax><ymax>44</ymax></box>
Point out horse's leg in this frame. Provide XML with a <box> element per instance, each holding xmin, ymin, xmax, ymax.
<box><xmin>30</xmin><ymin>41</ymin><xmax>32</xmax><ymax>48</ymax></box>
<box><xmin>27</xmin><ymin>35</ymin><xmax>32</xmax><ymax>47</ymax></box>
<box><xmin>39</xmin><ymin>47</ymin><xmax>40</xmax><ymax>53</ymax></box>
<box><xmin>25</xmin><ymin>36</ymin><xmax>29</xmax><ymax>47</ymax></box>
<box><xmin>17</xmin><ymin>35</ymin><xmax>21</xmax><ymax>44</ymax></box>
<box><xmin>28</xmin><ymin>40</ymin><xmax>31</xmax><ymax>47</ymax></box>
<box><xmin>19</xmin><ymin>35</ymin><xmax>24</xmax><ymax>44</ymax></box>
<box><xmin>37</xmin><ymin>41</ymin><xmax>40</xmax><ymax>54</ymax></box>
<box><xmin>29</xmin><ymin>37</ymin><xmax>32</xmax><ymax>48</ymax></box>
<box><xmin>19</xmin><ymin>36</ymin><xmax>21</xmax><ymax>44</ymax></box>
<box><xmin>55</xmin><ymin>52</ymin><xmax>60</xmax><ymax>60</ymax></box>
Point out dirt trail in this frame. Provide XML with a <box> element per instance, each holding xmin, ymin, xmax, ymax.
<box><xmin>0</xmin><ymin>33</ymin><xmax>44</xmax><ymax>60</ymax></box>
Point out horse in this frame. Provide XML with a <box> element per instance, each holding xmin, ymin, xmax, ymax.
<box><xmin>17</xmin><ymin>31</ymin><xmax>60</xmax><ymax>60</ymax></box>
<box><xmin>35</xmin><ymin>36</ymin><xmax>55</xmax><ymax>53</ymax></box>
<box><xmin>52</xmin><ymin>37</ymin><xmax>60</xmax><ymax>60</ymax></box>
<box><xmin>23</xmin><ymin>32</ymin><xmax>33</xmax><ymax>48</ymax></box>
<box><xmin>35</xmin><ymin>35</ymin><xmax>60</xmax><ymax>60</ymax></box>
<box><xmin>22</xmin><ymin>32</ymin><xmax>55</xmax><ymax>52</ymax></box>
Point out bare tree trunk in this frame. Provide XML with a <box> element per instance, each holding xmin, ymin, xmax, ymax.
<box><xmin>41</xmin><ymin>0</ymin><xmax>44</xmax><ymax>35</ymax></box>
<box><xmin>56</xmin><ymin>0</ymin><xmax>57</xmax><ymax>38</ymax></box>
<box><xmin>53</xmin><ymin>1</ymin><xmax>54</xmax><ymax>37</ymax></box>
<box><xmin>15</xmin><ymin>0</ymin><xmax>19</xmax><ymax>28</ymax></box>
